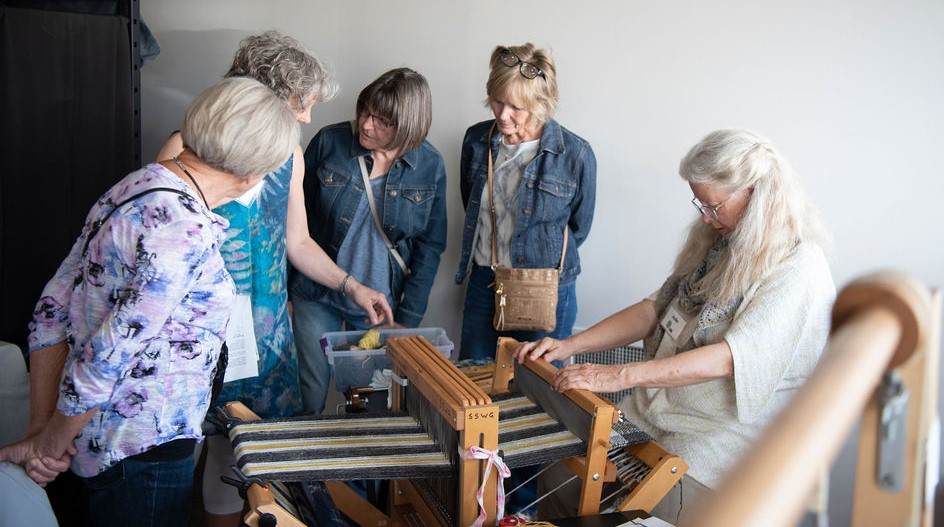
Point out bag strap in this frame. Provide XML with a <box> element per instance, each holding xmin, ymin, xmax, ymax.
<box><xmin>486</xmin><ymin>123</ymin><xmax>568</xmax><ymax>272</ymax></box>
<box><xmin>82</xmin><ymin>187</ymin><xmax>192</xmax><ymax>256</ymax></box>
<box><xmin>354</xmin><ymin>122</ymin><xmax>410</xmax><ymax>275</ymax></box>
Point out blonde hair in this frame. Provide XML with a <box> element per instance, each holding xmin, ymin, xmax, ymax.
<box><xmin>182</xmin><ymin>77</ymin><xmax>299</xmax><ymax>180</ymax></box>
<box><xmin>225</xmin><ymin>30</ymin><xmax>338</xmax><ymax>111</ymax></box>
<box><xmin>355</xmin><ymin>68</ymin><xmax>432</xmax><ymax>154</ymax></box>
<box><xmin>673</xmin><ymin>129</ymin><xmax>831</xmax><ymax>302</ymax></box>
<box><xmin>484</xmin><ymin>43</ymin><xmax>559</xmax><ymax>125</ymax></box>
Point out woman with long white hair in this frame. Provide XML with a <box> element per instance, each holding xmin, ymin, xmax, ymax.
<box><xmin>515</xmin><ymin>129</ymin><xmax>835</xmax><ymax>524</ymax></box>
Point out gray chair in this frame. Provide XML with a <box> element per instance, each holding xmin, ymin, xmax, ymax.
<box><xmin>0</xmin><ymin>340</ymin><xmax>30</xmax><ymax>447</ymax></box>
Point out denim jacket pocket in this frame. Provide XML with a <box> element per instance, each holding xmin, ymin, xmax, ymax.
<box><xmin>314</xmin><ymin>165</ymin><xmax>352</xmax><ymax>215</ymax></box>
<box><xmin>316</xmin><ymin>161</ymin><xmax>350</xmax><ymax>191</ymax></box>
<box><xmin>533</xmin><ymin>177</ymin><xmax>577</xmax><ymax>221</ymax></box>
<box><xmin>395</xmin><ymin>185</ymin><xmax>435</xmax><ymax>235</ymax></box>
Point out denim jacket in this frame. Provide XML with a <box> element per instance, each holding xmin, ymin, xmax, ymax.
<box><xmin>289</xmin><ymin>121</ymin><xmax>447</xmax><ymax>327</ymax></box>
<box><xmin>455</xmin><ymin>119</ymin><xmax>596</xmax><ymax>286</ymax></box>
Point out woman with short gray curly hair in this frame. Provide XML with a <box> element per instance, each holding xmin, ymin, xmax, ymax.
<box><xmin>225</xmin><ymin>30</ymin><xmax>338</xmax><ymax>120</ymax></box>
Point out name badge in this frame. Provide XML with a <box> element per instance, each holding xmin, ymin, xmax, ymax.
<box><xmin>659</xmin><ymin>304</ymin><xmax>688</xmax><ymax>342</ymax></box>
<box><xmin>222</xmin><ymin>294</ymin><xmax>260</xmax><ymax>383</ymax></box>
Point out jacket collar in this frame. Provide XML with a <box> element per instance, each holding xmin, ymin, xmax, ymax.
<box><xmin>484</xmin><ymin>118</ymin><xmax>564</xmax><ymax>155</ymax></box>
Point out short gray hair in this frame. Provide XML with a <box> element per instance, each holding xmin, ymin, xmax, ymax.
<box><xmin>225</xmin><ymin>30</ymin><xmax>338</xmax><ymax>110</ymax></box>
<box><xmin>181</xmin><ymin>77</ymin><xmax>299</xmax><ymax>180</ymax></box>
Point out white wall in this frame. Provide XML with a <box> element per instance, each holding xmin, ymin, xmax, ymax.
<box><xmin>140</xmin><ymin>0</ymin><xmax>944</xmax><ymax>523</ymax></box>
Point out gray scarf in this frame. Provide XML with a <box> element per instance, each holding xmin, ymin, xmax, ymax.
<box><xmin>643</xmin><ymin>238</ymin><xmax>739</xmax><ymax>358</ymax></box>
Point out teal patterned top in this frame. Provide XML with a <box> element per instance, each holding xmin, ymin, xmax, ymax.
<box><xmin>215</xmin><ymin>157</ymin><xmax>301</xmax><ymax>418</ymax></box>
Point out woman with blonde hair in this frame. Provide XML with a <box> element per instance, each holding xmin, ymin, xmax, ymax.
<box><xmin>516</xmin><ymin>129</ymin><xmax>835</xmax><ymax>523</ymax></box>
<box><xmin>456</xmin><ymin>43</ymin><xmax>597</xmax><ymax>362</ymax></box>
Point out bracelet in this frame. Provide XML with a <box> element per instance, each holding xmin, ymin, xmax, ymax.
<box><xmin>338</xmin><ymin>273</ymin><xmax>353</xmax><ymax>297</ymax></box>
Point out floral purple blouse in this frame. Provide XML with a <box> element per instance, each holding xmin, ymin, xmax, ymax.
<box><xmin>28</xmin><ymin>163</ymin><xmax>235</xmax><ymax>477</ymax></box>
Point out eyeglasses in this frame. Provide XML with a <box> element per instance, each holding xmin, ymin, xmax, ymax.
<box><xmin>691</xmin><ymin>195</ymin><xmax>734</xmax><ymax>222</ymax></box>
<box><xmin>359</xmin><ymin>110</ymin><xmax>395</xmax><ymax>130</ymax></box>
<box><xmin>499</xmin><ymin>48</ymin><xmax>546</xmax><ymax>80</ymax></box>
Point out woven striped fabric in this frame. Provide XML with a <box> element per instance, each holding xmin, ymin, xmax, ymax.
<box><xmin>230</xmin><ymin>411</ymin><xmax>453</xmax><ymax>481</ymax></box>
<box><xmin>229</xmin><ymin>392</ymin><xmax>605</xmax><ymax>481</ymax></box>
<box><xmin>494</xmin><ymin>393</ymin><xmax>586</xmax><ymax>468</ymax></box>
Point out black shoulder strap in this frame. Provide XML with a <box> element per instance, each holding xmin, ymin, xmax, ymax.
<box><xmin>81</xmin><ymin>187</ymin><xmax>193</xmax><ymax>256</ymax></box>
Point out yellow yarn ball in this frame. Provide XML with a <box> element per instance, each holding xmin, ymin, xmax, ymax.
<box><xmin>357</xmin><ymin>329</ymin><xmax>382</xmax><ymax>350</ymax></box>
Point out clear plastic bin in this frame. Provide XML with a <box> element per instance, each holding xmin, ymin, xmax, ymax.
<box><xmin>320</xmin><ymin>327</ymin><xmax>454</xmax><ymax>393</ymax></box>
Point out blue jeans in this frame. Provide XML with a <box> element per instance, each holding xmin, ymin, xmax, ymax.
<box><xmin>293</xmin><ymin>297</ymin><xmax>373</xmax><ymax>415</ymax></box>
<box><xmin>80</xmin><ymin>452</ymin><xmax>194</xmax><ymax>527</ymax></box>
<box><xmin>459</xmin><ymin>265</ymin><xmax>577</xmax><ymax>361</ymax></box>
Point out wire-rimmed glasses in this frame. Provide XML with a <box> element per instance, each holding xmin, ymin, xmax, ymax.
<box><xmin>499</xmin><ymin>48</ymin><xmax>546</xmax><ymax>80</ymax></box>
<box><xmin>691</xmin><ymin>196</ymin><xmax>729</xmax><ymax>222</ymax></box>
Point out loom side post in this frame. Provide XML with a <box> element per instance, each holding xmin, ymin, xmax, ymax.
<box><xmin>615</xmin><ymin>441</ymin><xmax>688</xmax><ymax>513</ymax></box>
<box><xmin>492</xmin><ymin>337</ymin><xmax>516</xmax><ymax>394</ymax></box>
<box><xmin>244</xmin><ymin>484</ymin><xmax>307</xmax><ymax>527</ymax></box>
<box><xmin>387</xmin><ymin>336</ymin><xmax>500</xmax><ymax>526</ymax></box>
<box><xmin>576</xmin><ymin>398</ymin><xmax>616</xmax><ymax>515</ymax></box>
<box><xmin>460</xmin><ymin>407</ymin><xmax>501</xmax><ymax>525</ymax></box>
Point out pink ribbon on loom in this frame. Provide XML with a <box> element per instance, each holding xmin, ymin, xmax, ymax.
<box><xmin>463</xmin><ymin>445</ymin><xmax>511</xmax><ymax>527</ymax></box>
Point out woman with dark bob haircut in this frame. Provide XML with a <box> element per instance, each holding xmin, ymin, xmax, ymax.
<box><xmin>290</xmin><ymin>67</ymin><xmax>448</xmax><ymax>415</ymax></box>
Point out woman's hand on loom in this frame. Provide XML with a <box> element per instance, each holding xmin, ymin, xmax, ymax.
<box><xmin>553</xmin><ymin>363</ymin><xmax>627</xmax><ymax>393</ymax></box>
<box><xmin>513</xmin><ymin>337</ymin><xmax>574</xmax><ymax>364</ymax></box>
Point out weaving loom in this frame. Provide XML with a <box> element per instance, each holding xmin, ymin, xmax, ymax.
<box><xmin>224</xmin><ymin>334</ymin><xmax>501</xmax><ymax>526</ymax></box>
<box><xmin>223</xmin><ymin>335</ymin><xmax>686</xmax><ymax>525</ymax></box>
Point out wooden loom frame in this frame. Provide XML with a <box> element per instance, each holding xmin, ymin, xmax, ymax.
<box><xmin>223</xmin><ymin>334</ymin><xmax>500</xmax><ymax>527</ymax></box>
<box><xmin>687</xmin><ymin>271</ymin><xmax>941</xmax><ymax>527</ymax></box>
<box><xmin>224</xmin><ymin>330</ymin><xmax>688</xmax><ymax>525</ymax></box>
<box><xmin>491</xmin><ymin>337</ymin><xmax>687</xmax><ymax>516</ymax></box>
<box><xmin>384</xmin><ymin>334</ymin><xmax>501</xmax><ymax>526</ymax></box>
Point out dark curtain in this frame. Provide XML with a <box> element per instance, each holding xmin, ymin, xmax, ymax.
<box><xmin>0</xmin><ymin>4</ymin><xmax>135</xmax><ymax>347</ymax></box>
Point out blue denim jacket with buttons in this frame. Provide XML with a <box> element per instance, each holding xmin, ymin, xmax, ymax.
<box><xmin>289</xmin><ymin>121</ymin><xmax>448</xmax><ymax>327</ymax></box>
<box><xmin>455</xmin><ymin>119</ymin><xmax>596</xmax><ymax>286</ymax></box>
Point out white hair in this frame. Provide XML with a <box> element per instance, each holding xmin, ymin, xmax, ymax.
<box><xmin>181</xmin><ymin>77</ymin><xmax>299</xmax><ymax>180</ymax></box>
<box><xmin>673</xmin><ymin>129</ymin><xmax>831</xmax><ymax>302</ymax></box>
